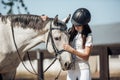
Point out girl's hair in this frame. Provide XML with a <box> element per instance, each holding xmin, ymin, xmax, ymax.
<box><xmin>68</xmin><ymin>24</ymin><xmax>92</xmax><ymax>49</ymax></box>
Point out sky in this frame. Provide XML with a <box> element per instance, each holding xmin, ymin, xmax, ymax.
<box><xmin>25</xmin><ymin>0</ymin><xmax>120</xmax><ymax>25</ymax></box>
<box><xmin>0</xmin><ymin>0</ymin><xmax>120</xmax><ymax>47</ymax></box>
<box><xmin>1</xmin><ymin>0</ymin><xmax>120</xmax><ymax>25</ymax></box>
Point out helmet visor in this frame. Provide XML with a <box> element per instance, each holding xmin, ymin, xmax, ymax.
<box><xmin>71</xmin><ymin>19</ymin><xmax>82</xmax><ymax>26</ymax></box>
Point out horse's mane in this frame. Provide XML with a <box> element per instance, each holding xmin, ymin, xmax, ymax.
<box><xmin>0</xmin><ymin>14</ymin><xmax>52</xmax><ymax>30</ymax></box>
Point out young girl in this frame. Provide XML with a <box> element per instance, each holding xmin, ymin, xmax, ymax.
<box><xmin>63</xmin><ymin>8</ymin><xmax>93</xmax><ymax>80</ymax></box>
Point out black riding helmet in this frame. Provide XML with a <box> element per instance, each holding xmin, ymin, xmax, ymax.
<box><xmin>71</xmin><ymin>8</ymin><xmax>91</xmax><ymax>26</ymax></box>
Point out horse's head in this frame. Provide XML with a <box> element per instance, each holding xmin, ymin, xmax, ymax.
<box><xmin>45</xmin><ymin>15</ymin><xmax>72</xmax><ymax>70</ymax></box>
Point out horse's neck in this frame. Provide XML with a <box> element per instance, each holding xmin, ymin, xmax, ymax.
<box><xmin>21</xmin><ymin>21</ymin><xmax>52</xmax><ymax>51</ymax></box>
<box><xmin>0</xmin><ymin>18</ymin><xmax>51</xmax><ymax>53</ymax></box>
<box><xmin>0</xmin><ymin>26</ymin><xmax>45</xmax><ymax>53</ymax></box>
<box><xmin>13</xmin><ymin>27</ymin><xmax>46</xmax><ymax>51</ymax></box>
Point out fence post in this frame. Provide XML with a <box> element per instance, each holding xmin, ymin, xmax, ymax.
<box><xmin>99</xmin><ymin>47</ymin><xmax>110</xmax><ymax>80</ymax></box>
<box><xmin>37</xmin><ymin>49</ymin><xmax>44</xmax><ymax>80</ymax></box>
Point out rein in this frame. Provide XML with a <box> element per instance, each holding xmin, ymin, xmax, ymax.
<box><xmin>11</xmin><ymin>25</ymin><xmax>43</xmax><ymax>80</ymax></box>
<box><xmin>11</xmin><ymin>20</ymin><xmax>66</xmax><ymax>80</ymax></box>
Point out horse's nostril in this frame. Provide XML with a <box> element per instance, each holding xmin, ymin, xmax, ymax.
<box><xmin>64</xmin><ymin>62</ymin><xmax>69</xmax><ymax>67</ymax></box>
<box><xmin>63</xmin><ymin>62</ymin><xmax>72</xmax><ymax>70</ymax></box>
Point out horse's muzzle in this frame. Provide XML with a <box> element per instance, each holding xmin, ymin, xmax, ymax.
<box><xmin>62</xmin><ymin>61</ymin><xmax>72</xmax><ymax>70</ymax></box>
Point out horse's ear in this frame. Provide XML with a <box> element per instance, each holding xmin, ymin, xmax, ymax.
<box><xmin>54</xmin><ymin>15</ymin><xmax>58</xmax><ymax>24</ymax></box>
<box><xmin>62</xmin><ymin>14</ymin><xmax>71</xmax><ymax>24</ymax></box>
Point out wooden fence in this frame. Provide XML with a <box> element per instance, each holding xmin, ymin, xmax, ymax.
<box><xmin>91</xmin><ymin>44</ymin><xmax>120</xmax><ymax>80</ymax></box>
<box><xmin>23</xmin><ymin>44</ymin><xmax>120</xmax><ymax>80</ymax></box>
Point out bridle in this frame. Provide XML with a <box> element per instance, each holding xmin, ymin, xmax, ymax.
<box><xmin>46</xmin><ymin>21</ymin><xmax>67</xmax><ymax>57</ymax></box>
<box><xmin>44</xmin><ymin>21</ymin><xmax>68</xmax><ymax>73</ymax></box>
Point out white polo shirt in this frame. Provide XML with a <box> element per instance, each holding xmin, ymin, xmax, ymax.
<box><xmin>71</xmin><ymin>32</ymin><xmax>93</xmax><ymax>69</ymax></box>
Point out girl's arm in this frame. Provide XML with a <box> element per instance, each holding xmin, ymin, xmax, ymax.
<box><xmin>63</xmin><ymin>44</ymin><xmax>92</xmax><ymax>61</ymax></box>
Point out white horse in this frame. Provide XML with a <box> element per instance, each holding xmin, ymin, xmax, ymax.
<box><xmin>0</xmin><ymin>14</ymin><xmax>72</xmax><ymax>80</ymax></box>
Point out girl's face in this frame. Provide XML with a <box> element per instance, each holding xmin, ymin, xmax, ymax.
<box><xmin>74</xmin><ymin>25</ymin><xmax>83</xmax><ymax>32</ymax></box>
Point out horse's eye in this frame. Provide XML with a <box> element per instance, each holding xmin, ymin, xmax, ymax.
<box><xmin>54</xmin><ymin>37</ymin><xmax>61</xmax><ymax>40</ymax></box>
<box><xmin>54</xmin><ymin>22</ymin><xmax>59</xmax><ymax>26</ymax></box>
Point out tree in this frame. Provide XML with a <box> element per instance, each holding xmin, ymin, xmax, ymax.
<box><xmin>1</xmin><ymin>0</ymin><xmax>29</xmax><ymax>14</ymax></box>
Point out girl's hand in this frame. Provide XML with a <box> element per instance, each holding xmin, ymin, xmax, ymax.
<box><xmin>63</xmin><ymin>44</ymin><xmax>74</xmax><ymax>53</ymax></box>
<box><xmin>41</xmin><ymin>15</ymin><xmax>48</xmax><ymax>21</ymax></box>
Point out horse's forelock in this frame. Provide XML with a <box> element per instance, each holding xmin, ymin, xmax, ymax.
<box><xmin>54</xmin><ymin>19</ymin><xmax>67</xmax><ymax>32</ymax></box>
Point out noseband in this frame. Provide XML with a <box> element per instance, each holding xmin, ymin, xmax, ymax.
<box><xmin>46</xmin><ymin>21</ymin><xmax>67</xmax><ymax>57</ymax></box>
